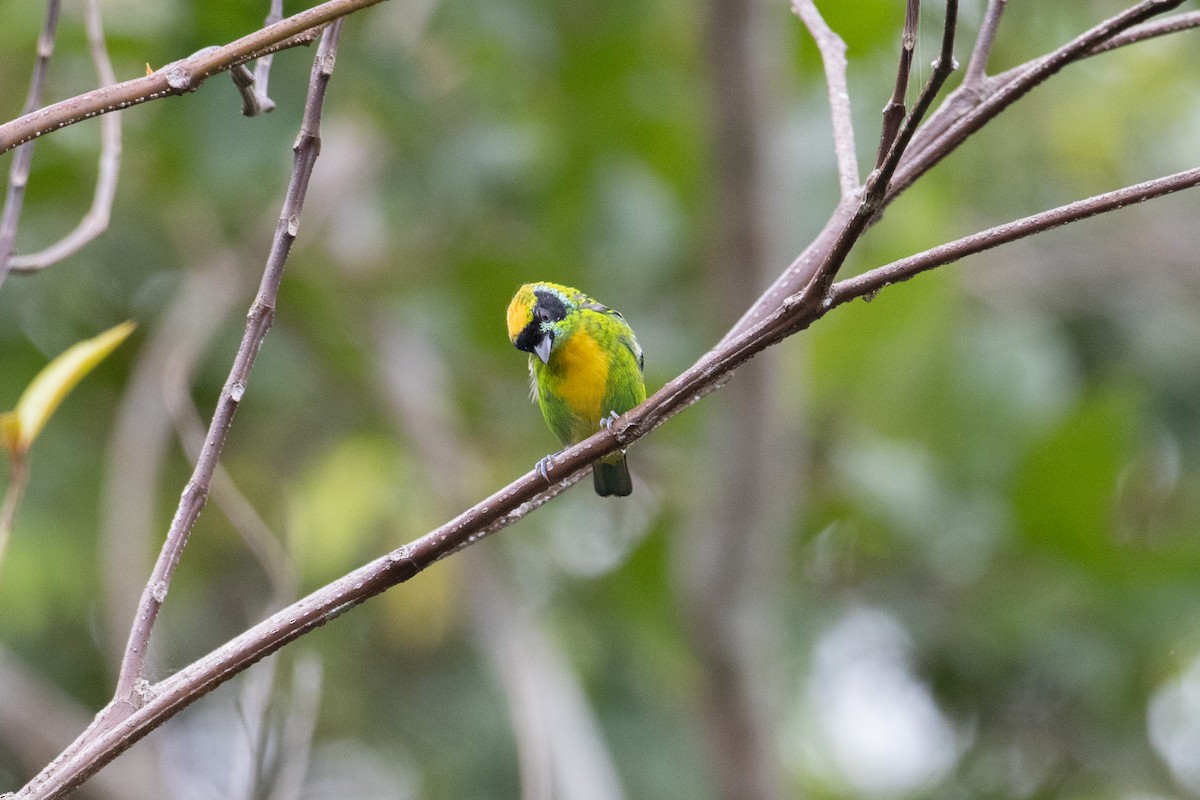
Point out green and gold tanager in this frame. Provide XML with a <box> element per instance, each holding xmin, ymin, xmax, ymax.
<box><xmin>506</xmin><ymin>282</ymin><xmax>646</xmax><ymax>497</ymax></box>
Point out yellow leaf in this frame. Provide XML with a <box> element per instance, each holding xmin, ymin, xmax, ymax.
<box><xmin>0</xmin><ymin>412</ymin><xmax>17</xmax><ymax>456</ymax></box>
<box><xmin>10</xmin><ymin>321</ymin><xmax>136</xmax><ymax>454</ymax></box>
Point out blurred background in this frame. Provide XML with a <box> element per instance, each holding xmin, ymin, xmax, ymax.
<box><xmin>2</xmin><ymin>0</ymin><xmax>1200</xmax><ymax>798</ymax></box>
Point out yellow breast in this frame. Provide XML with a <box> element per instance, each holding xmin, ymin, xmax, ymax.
<box><xmin>549</xmin><ymin>329</ymin><xmax>608</xmax><ymax>426</ymax></box>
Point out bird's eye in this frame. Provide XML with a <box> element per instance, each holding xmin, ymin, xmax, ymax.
<box><xmin>535</xmin><ymin>307</ymin><xmax>549</xmax><ymax>322</ymax></box>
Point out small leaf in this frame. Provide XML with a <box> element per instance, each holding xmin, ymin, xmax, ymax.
<box><xmin>0</xmin><ymin>412</ymin><xmax>17</xmax><ymax>457</ymax></box>
<box><xmin>10</xmin><ymin>321</ymin><xmax>137</xmax><ymax>454</ymax></box>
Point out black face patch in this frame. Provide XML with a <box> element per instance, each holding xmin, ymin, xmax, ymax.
<box><xmin>532</xmin><ymin>290</ymin><xmax>568</xmax><ymax>325</ymax></box>
<box><xmin>514</xmin><ymin>290</ymin><xmax>568</xmax><ymax>354</ymax></box>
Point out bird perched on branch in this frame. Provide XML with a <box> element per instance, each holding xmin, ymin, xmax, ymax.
<box><xmin>506</xmin><ymin>282</ymin><xmax>646</xmax><ymax>497</ymax></box>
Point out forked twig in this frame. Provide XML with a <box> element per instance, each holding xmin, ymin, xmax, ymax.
<box><xmin>724</xmin><ymin>0</ymin><xmax>1183</xmax><ymax>343</ymax></box>
<box><xmin>8</xmin><ymin>0</ymin><xmax>122</xmax><ymax>274</ymax></box>
<box><xmin>896</xmin><ymin>0</ymin><xmax>1187</xmax><ymax>196</ymax></box>
<box><xmin>962</xmin><ymin>0</ymin><xmax>1006</xmax><ymax>90</ymax></box>
<box><xmin>798</xmin><ymin>0</ymin><xmax>958</xmax><ymax>306</ymax></box>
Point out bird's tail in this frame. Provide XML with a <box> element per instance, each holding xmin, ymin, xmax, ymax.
<box><xmin>593</xmin><ymin>453</ymin><xmax>633</xmax><ymax>497</ymax></box>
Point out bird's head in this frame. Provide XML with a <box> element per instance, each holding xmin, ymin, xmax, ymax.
<box><xmin>507</xmin><ymin>283</ymin><xmax>574</xmax><ymax>364</ymax></box>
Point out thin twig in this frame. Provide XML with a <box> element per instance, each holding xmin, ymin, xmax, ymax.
<box><xmin>110</xmin><ymin>17</ymin><xmax>343</xmax><ymax>710</ymax></box>
<box><xmin>871</xmin><ymin>0</ymin><xmax>958</xmax><ymax>203</ymax></box>
<box><xmin>962</xmin><ymin>0</ymin><xmax>1006</xmax><ymax>90</ymax></box>
<box><xmin>830</xmin><ymin>163</ymin><xmax>1200</xmax><ymax>308</ymax></box>
<box><xmin>0</xmin><ymin>0</ymin><xmax>62</xmax><ymax>289</ymax></box>
<box><xmin>791</xmin><ymin>0</ymin><xmax>859</xmax><ymax>195</ymax></box>
<box><xmin>8</xmin><ymin>0</ymin><xmax>122</xmax><ymax>274</ymax></box>
<box><xmin>252</xmin><ymin>0</ymin><xmax>286</xmax><ymax>114</ymax></box>
<box><xmin>164</xmin><ymin>371</ymin><xmax>297</xmax><ymax>603</ymax></box>
<box><xmin>229</xmin><ymin>63</ymin><xmax>267</xmax><ymax>117</ymax></box>
<box><xmin>0</xmin><ymin>0</ymin><xmax>380</xmax><ymax>156</ymax></box>
<box><xmin>877</xmin><ymin>0</ymin><xmax>920</xmax><ymax>167</ymax></box>
<box><xmin>1089</xmin><ymin>9</ymin><xmax>1200</xmax><ymax>54</ymax></box>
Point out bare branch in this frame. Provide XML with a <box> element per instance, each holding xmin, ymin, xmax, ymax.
<box><xmin>1089</xmin><ymin>9</ymin><xmax>1200</xmax><ymax>53</ymax></box>
<box><xmin>19</xmin><ymin>148</ymin><xmax>1200</xmax><ymax>797</ymax></box>
<box><xmin>0</xmin><ymin>646</ymin><xmax>164</xmax><ymax>800</ymax></box>
<box><xmin>871</xmin><ymin>0</ymin><xmax>958</xmax><ymax>203</ymax></box>
<box><xmin>163</xmin><ymin>372</ymin><xmax>297</xmax><ymax>604</ymax></box>
<box><xmin>962</xmin><ymin>0</ymin><xmax>1006</xmax><ymax>90</ymax></box>
<box><xmin>831</xmin><ymin>164</ymin><xmax>1200</xmax><ymax>308</ymax></box>
<box><xmin>11</xmin><ymin>5</ymin><xmax>1200</xmax><ymax>798</ymax></box>
<box><xmin>15</xmin><ymin>22</ymin><xmax>349</xmax><ymax>800</ymax></box>
<box><xmin>877</xmin><ymin>0</ymin><xmax>920</xmax><ymax>167</ymax></box>
<box><xmin>8</xmin><ymin>0</ymin><xmax>122</xmax><ymax>274</ymax></box>
<box><xmin>0</xmin><ymin>0</ymin><xmax>380</xmax><ymax>156</ymax></box>
<box><xmin>0</xmin><ymin>0</ymin><xmax>62</xmax><ymax>288</ymax></box>
<box><xmin>791</xmin><ymin>0</ymin><xmax>859</xmax><ymax>195</ymax></box>
<box><xmin>110</xmin><ymin>18</ymin><xmax>344</xmax><ymax>710</ymax></box>
<box><xmin>724</xmin><ymin>0</ymin><xmax>1186</xmax><ymax>343</ymax></box>
<box><xmin>799</xmin><ymin>0</ymin><xmax>958</xmax><ymax>304</ymax></box>
<box><xmin>722</xmin><ymin>1</ymin><xmax>959</xmax><ymax>344</ymax></box>
<box><xmin>896</xmin><ymin>0</ymin><xmax>1186</xmax><ymax>197</ymax></box>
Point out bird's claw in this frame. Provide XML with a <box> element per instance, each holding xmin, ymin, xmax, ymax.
<box><xmin>535</xmin><ymin>455</ymin><xmax>554</xmax><ymax>485</ymax></box>
<box><xmin>599</xmin><ymin>410</ymin><xmax>620</xmax><ymax>431</ymax></box>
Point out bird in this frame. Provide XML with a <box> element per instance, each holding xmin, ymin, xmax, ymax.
<box><xmin>506</xmin><ymin>282</ymin><xmax>646</xmax><ymax>497</ymax></box>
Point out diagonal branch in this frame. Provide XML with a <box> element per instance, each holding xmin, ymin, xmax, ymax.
<box><xmin>791</xmin><ymin>0</ymin><xmax>859</xmax><ymax>195</ymax></box>
<box><xmin>0</xmin><ymin>0</ymin><xmax>381</xmax><ymax>156</ymax></box>
<box><xmin>110</xmin><ymin>16</ymin><xmax>342</xmax><ymax>710</ymax></box>
<box><xmin>1090</xmin><ymin>9</ymin><xmax>1200</xmax><ymax>53</ymax></box>
<box><xmin>16</xmin><ymin>21</ymin><xmax>348</xmax><ymax>800</ymax></box>
<box><xmin>830</xmin><ymin>164</ymin><xmax>1200</xmax><ymax>309</ymax></box>
<box><xmin>10</xmin><ymin>4</ymin><xmax>1200</xmax><ymax>799</ymax></box>
<box><xmin>36</xmin><ymin>152</ymin><xmax>1200</xmax><ymax>800</ymax></box>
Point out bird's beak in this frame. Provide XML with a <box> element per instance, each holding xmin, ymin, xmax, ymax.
<box><xmin>534</xmin><ymin>334</ymin><xmax>552</xmax><ymax>364</ymax></box>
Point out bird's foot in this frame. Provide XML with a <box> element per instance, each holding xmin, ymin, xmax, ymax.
<box><xmin>599</xmin><ymin>410</ymin><xmax>620</xmax><ymax>431</ymax></box>
<box><xmin>535</xmin><ymin>455</ymin><xmax>555</xmax><ymax>485</ymax></box>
